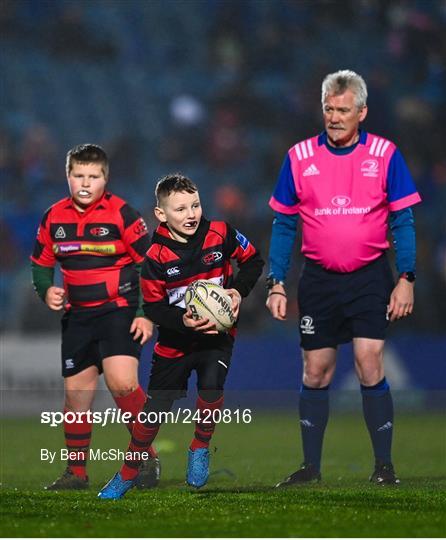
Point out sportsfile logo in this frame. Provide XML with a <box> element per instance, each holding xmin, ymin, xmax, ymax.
<box><xmin>361</xmin><ymin>159</ymin><xmax>379</xmax><ymax>177</ymax></box>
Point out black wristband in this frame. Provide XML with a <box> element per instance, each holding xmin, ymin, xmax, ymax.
<box><xmin>268</xmin><ymin>291</ymin><xmax>287</xmax><ymax>298</ymax></box>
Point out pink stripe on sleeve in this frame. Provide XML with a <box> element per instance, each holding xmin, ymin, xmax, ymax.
<box><xmin>269</xmin><ymin>196</ymin><xmax>299</xmax><ymax>215</ymax></box>
<box><xmin>388</xmin><ymin>192</ymin><xmax>422</xmax><ymax>211</ymax></box>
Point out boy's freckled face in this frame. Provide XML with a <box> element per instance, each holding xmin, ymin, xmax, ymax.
<box><xmin>155</xmin><ymin>191</ymin><xmax>202</xmax><ymax>242</ymax></box>
<box><xmin>67</xmin><ymin>162</ymin><xmax>107</xmax><ymax>211</ymax></box>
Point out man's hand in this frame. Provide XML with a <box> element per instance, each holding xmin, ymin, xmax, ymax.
<box><xmin>388</xmin><ymin>278</ymin><xmax>414</xmax><ymax>322</ymax></box>
<box><xmin>45</xmin><ymin>286</ymin><xmax>65</xmax><ymax>311</ymax></box>
<box><xmin>183</xmin><ymin>309</ymin><xmax>218</xmax><ymax>334</ymax></box>
<box><xmin>266</xmin><ymin>283</ymin><xmax>287</xmax><ymax>321</ymax></box>
<box><xmin>130</xmin><ymin>317</ymin><xmax>154</xmax><ymax>345</ymax></box>
<box><xmin>225</xmin><ymin>288</ymin><xmax>242</xmax><ymax>319</ymax></box>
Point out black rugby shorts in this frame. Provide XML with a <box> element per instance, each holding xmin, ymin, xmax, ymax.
<box><xmin>147</xmin><ymin>348</ymin><xmax>232</xmax><ymax>401</ymax></box>
<box><xmin>61</xmin><ymin>307</ymin><xmax>142</xmax><ymax>377</ymax></box>
<box><xmin>298</xmin><ymin>255</ymin><xmax>394</xmax><ymax>350</ymax></box>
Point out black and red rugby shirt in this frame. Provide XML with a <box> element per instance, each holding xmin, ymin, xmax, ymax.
<box><xmin>31</xmin><ymin>192</ymin><xmax>150</xmax><ymax>310</ymax></box>
<box><xmin>141</xmin><ymin>218</ymin><xmax>264</xmax><ymax>358</ymax></box>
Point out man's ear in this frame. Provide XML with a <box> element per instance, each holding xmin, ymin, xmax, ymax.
<box><xmin>359</xmin><ymin>105</ymin><xmax>368</xmax><ymax>123</ymax></box>
<box><xmin>154</xmin><ymin>206</ymin><xmax>166</xmax><ymax>222</ymax></box>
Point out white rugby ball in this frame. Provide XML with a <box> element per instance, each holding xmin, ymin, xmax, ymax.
<box><xmin>184</xmin><ymin>280</ymin><xmax>235</xmax><ymax>333</ymax></box>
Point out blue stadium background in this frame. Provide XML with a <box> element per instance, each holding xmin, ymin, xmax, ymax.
<box><xmin>1</xmin><ymin>0</ymin><xmax>445</xmax><ymax>397</ymax></box>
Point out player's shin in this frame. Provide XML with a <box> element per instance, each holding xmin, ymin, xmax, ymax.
<box><xmin>113</xmin><ymin>386</ymin><xmax>158</xmax><ymax>458</ymax></box>
<box><xmin>64</xmin><ymin>408</ymin><xmax>92</xmax><ymax>479</ymax></box>
<box><xmin>190</xmin><ymin>393</ymin><xmax>224</xmax><ymax>450</ymax></box>
<box><xmin>299</xmin><ymin>385</ymin><xmax>330</xmax><ymax>472</ymax></box>
<box><xmin>361</xmin><ymin>378</ymin><xmax>394</xmax><ymax>463</ymax></box>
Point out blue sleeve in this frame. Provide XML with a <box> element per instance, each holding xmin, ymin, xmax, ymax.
<box><xmin>271</xmin><ymin>154</ymin><xmax>299</xmax><ymax>207</ymax></box>
<box><xmin>268</xmin><ymin>211</ymin><xmax>299</xmax><ymax>282</ymax></box>
<box><xmin>387</xmin><ymin>149</ymin><xmax>418</xmax><ymax>204</ymax></box>
<box><xmin>389</xmin><ymin>208</ymin><xmax>416</xmax><ymax>273</ymax></box>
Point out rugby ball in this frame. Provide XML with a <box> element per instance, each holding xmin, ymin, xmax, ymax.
<box><xmin>184</xmin><ymin>280</ymin><xmax>235</xmax><ymax>333</ymax></box>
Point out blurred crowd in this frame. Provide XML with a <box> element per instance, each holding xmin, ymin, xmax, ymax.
<box><xmin>1</xmin><ymin>0</ymin><xmax>445</xmax><ymax>333</ymax></box>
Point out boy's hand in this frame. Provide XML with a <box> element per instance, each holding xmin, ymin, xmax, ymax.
<box><xmin>130</xmin><ymin>317</ymin><xmax>154</xmax><ymax>345</ymax></box>
<box><xmin>183</xmin><ymin>309</ymin><xmax>218</xmax><ymax>334</ymax></box>
<box><xmin>45</xmin><ymin>286</ymin><xmax>66</xmax><ymax>311</ymax></box>
<box><xmin>225</xmin><ymin>288</ymin><xmax>242</xmax><ymax>319</ymax></box>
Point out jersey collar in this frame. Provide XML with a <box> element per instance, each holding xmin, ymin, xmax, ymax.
<box><xmin>65</xmin><ymin>191</ymin><xmax>109</xmax><ymax>213</ymax></box>
<box><xmin>318</xmin><ymin>130</ymin><xmax>367</xmax><ymax>154</ymax></box>
<box><xmin>154</xmin><ymin>218</ymin><xmax>210</xmax><ymax>249</ymax></box>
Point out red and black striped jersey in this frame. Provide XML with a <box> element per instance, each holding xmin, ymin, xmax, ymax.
<box><xmin>141</xmin><ymin>218</ymin><xmax>264</xmax><ymax>358</ymax></box>
<box><xmin>31</xmin><ymin>192</ymin><xmax>150</xmax><ymax>310</ymax></box>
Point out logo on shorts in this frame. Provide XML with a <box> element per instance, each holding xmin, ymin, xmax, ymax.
<box><xmin>167</xmin><ymin>266</ymin><xmax>180</xmax><ymax>277</ymax></box>
<box><xmin>300</xmin><ymin>315</ymin><xmax>315</xmax><ymax>335</ymax></box>
<box><xmin>55</xmin><ymin>226</ymin><xmax>66</xmax><ymax>239</ymax></box>
<box><xmin>361</xmin><ymin>159</ymin><xmax>379</xmax><ymax>177</ymax></box>
<box><xmin>65</xmin><ymin>359</ymin><xmax>75</xmax><ymax>369</ymax></box>
<box><xmin>202</xmin><ymin>251</ymin><xmax>223</xmax><ymax>265</ymax></box>
<box><xmin>90</xmin><ymin>226</ymin><xmax>109</xmax><ymax>237</ymax></box>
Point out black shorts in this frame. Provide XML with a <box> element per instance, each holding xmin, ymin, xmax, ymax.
<box><xmin>298</xmin><ymin>255</ymin><xmax>394</xmax><ymax>350</ymax></box>
<box><xmin>147</xmin><ymin>348</ymin><xmax>232</xmax><ymax>401</ymax></box>
<box><xmin>61</xmin><ymin>307</ymin><xmax>142</xmax><ymax>377</ymax></box>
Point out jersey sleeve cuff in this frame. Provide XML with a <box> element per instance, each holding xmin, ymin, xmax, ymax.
<box><xmin>388</xmin><ymin>192</ymin><xmax>422</xmax><ymax>212</ymax></box>
<box><xmin>269</xmin><ymin>196</ymin><xmax>299</xmax><ymax>215</ymax></box>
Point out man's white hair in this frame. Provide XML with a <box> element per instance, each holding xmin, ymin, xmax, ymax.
<box><xmin>321</xmin><ymin>70</ymin><xmax>368</xmax><ymax>109</ymax></box>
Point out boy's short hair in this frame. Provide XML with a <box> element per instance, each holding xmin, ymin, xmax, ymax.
<box><xmin>155</xmin><ymin>173</ymin><xmax>198</xmax><ymax>206</ymax></box>
<box><xmin>66</xmin><ymin>144</ymin><xmax>109</xmax><ymax>178</ymax></box>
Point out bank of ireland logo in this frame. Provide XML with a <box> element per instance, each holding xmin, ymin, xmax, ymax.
<box><xmin>300</xmin><ymin>315</ymin><xmax>315</xmax><ymax>335</ymax></box>
<box><xmin>361</xmin><ymin>159</ymin><xmax>379</xmax><ymax>177</ymax></box>
<box><xmin>331</xmin><ymin>195</ymin><xmax>351</xmax><ymax>207</ymax></box>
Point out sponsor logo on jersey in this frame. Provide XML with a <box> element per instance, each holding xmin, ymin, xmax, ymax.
<box><xmin>202</xmin><ymin>251</ymin><xmax>223</xmax><ymax>265</ymax></box>
<box><xmin>300</xmin><ymin>315</ymin><xmax>315</xmax><ymax>335</ymax></box>
<box><xmin>55</xmin><ymin>226</ymin><xmax>66</xmax><ymax>239</ymax></box>
<box><xmin>303</xmin><ymin>164</ymin><xmax>320</xmax><ymax>176</ymax></box>
<box><xmin>236</xmin><ymin>230</ymin><xmax>250</xmax><ymax>250</ymax></box>
<box><xmin>134</xmin><ymin>218</ymin><xmax>148</xmax><ymax>236</ymax></box>
<box><xmin>65</xmin><ymin>359</ymin><xmax>75</xmax><ymax>369</ymax></box>
<box><xmin>53</xmin><ymin>243</ymin><xmax>81</xmax><ymax>254</ymax></box>
<box><xmin>361</xmin><ymin>159</ymin><xmax>379</xmax><ymax>177</ymax></box>
<box><xmin>119</xmin><ymin>282</ymin><xmax>132</xmax><ymax>294</ymax></box>
<box><xmin>314</xmin><ymin>195</ymin><xmax>370</xmax><ymax>217</ymax></box>
<box><xmin>331</xmin><ymin>195</ymin><xmax>351</xmax><ymax>207</ymax></box>
<box><xmin>54</xmin><ymin>243</ymin><xmax>116</xmax><ymax>254</ymax></box>
<box><xmin>167</xmin><ymin>266</ymin><xmax>180</xmax><ymax>277</ymax></box>
<box><xmin>90</xmin><ymin>226</ymin><xmax>109</xmax><ymax>237</ymax></box>
<box><xmin>81</xmin><ymin>244</ymin><xmax>116</xmax><ymax>254</ymax></box>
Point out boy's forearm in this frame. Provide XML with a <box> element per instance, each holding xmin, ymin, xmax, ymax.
<box><xmin>143</xmin><ymin>301</ymin><xmax>188</xmax><ymax>332</ymax></box>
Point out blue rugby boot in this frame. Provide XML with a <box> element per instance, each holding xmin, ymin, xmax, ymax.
<box><xmin>186</xmin><ymin>448</ymin><xmax>209</xmax><ymax>488</ymax></box>
<box><xmin>98</xmin><ymin>472</ymin><xmax>137</xmax><ymax>500</ymax></box>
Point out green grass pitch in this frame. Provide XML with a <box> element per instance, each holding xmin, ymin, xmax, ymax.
<box><xmin>1</xmin><ymin>411</ymin><xmax>445</xmax><ymax>537</ymax></box>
